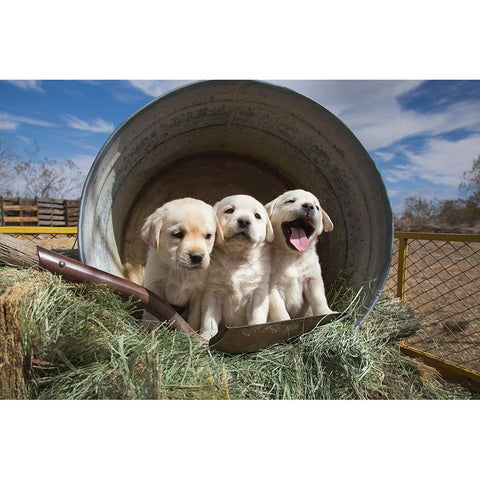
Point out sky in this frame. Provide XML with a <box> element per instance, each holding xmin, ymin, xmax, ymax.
<box><xmin>1</xmin><ymin>79</ymin><xmax>479</xmax><ymax>213</ymax></box>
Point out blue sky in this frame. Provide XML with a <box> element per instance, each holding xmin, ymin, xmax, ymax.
<box><xmin>1</xmin><ymin>79</ymin><xmax>479</xmax><ymax>213</ymax></box>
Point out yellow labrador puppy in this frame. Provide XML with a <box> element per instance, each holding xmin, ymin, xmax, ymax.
<box><xmin>265</xmin><ymin>189</ymin><xmax>336</xmax><ymax>321</ymax></box>
<box><xmin>141</xmin><ymin>197</ymin><xmax>218</xmax><ymax>330</ymax></box>
<box><xmin>200</xmin><ymin>194</ymin><xmax>274</xmax><ymax>340</ymax></box>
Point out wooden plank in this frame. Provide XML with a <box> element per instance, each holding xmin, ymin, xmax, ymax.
<box><xmin>1</xmin><ymin>197</ymin><xmax>35</xmax><ymax>203</ymax></box>
<box><xmin>38</xmin><ymin>204</ymin><xmax>65</xmax><ymax>210</ymax></box>
<box><xmin>38</xmin><ymin>214</ymin><xmax>66</xmax><ymax>220</ymax></box>
<box><xmin>3</xmin><ymin>216</ymin><xmax>39</xmax><ymax>223</ymax></box>
<box><xmin>38</xmin><ymin>197</ymin><xmax>65</xmax><ymax>203</ymax></box>
<box><xmin>3</xmin><ymin>205</ymin><xmax>38</xmax><ymax>212</ymax></box>
<box><xmin>37</xmin><ymin>203</ymin><xmax>65</xmax><ymax>209</ymax></box>
<box><xmin>38</xmin><ymin>221</ymin><xmax>67</xmax><ymax>227</ymax></box>
<box><xmin>38</xmin><ymin>207</ymin><xmax>66</xmax><ymax>214</ymax></box>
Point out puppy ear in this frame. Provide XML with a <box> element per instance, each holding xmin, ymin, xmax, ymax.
<box><xmin>264</xmin><ymin>198</ymin><xmax>277</xmax><ymax>217</ymax></box>
<box><xmin>265</xmin><ymin>216</ymin><xmax>275</xmax><ymax>243</ymax></box>
<box><xmin>321</xmin><ymin>208</ymin><xmax>334</xmax><ymax>232</ymax></box>
<box><xmin>141</xmin><ymin>209</ymin><xmax>164</xmax><ymax>249</ymax></box>
<box><xmin>214</xmin><ymin>214</ymin><xmax>225</xmax><ymax>247</ymax></box>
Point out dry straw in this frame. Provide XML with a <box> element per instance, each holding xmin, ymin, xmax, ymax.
<box><xmin>0</xmin><ymin>267</ymin><xmax>471</xmax><ymax>400</ymax></box>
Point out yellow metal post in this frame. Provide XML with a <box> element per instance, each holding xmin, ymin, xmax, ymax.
<box><xmin>396</xmin><ymin>237</ymin><xmax>408</xmax><ymax>300</ymax></box>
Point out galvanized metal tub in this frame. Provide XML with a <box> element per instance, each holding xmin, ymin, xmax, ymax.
<box><xmin>79</xmin><ymin>80</ymin><xmax>393</xmax><ymax>325</ymax></box>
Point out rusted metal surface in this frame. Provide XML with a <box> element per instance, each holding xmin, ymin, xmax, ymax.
<box><xmin>209</xmin><ymin>313</ymin><xmax>340</xmax><ymax>354</ymax></box>
<box><xmin>79</xmin><ymin>80</ymin><xmax>392</xmax><ymax>326</ymax></box>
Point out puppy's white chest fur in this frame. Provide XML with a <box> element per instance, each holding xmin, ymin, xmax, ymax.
<box><xmin>205</xmin><ymin>245</ymin><xmax>271</xmax><ymax>328</ymax></box>
<box><xmin>143</xmin><ymin>249</ymin><xmax>206</xmax><ymax>307</ymax></box>
<box><xmin>223</xmin><ymin>251</ymin><xmax>269</xmax><ymax>324</ymax></box>
<box><xmin>270</xmin><ymin>250</ymin><xmax>319</xmax><ymax>317</ymax></box>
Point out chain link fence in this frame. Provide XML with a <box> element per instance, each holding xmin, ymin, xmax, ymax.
<box><xmin>0</xmin><ymin>227</ymin><xmax>78</xmax><ymax>255</ymax></box>
<box><xmin>385</xmin><ymin>232</ymin><xmax>480</xmax><ymax>389</ymax></box>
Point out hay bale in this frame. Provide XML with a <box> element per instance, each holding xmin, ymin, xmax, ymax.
<box><xmin>0</xmin><ymin>295</ymin><xmax>24</xmax><ymax>399</ymax></box>
<box><xmin>0</xmin><ymin>269</ymin><xmax>48</xmax><ymax>399</ymax></box>
<box><xmin>0</xmin><ymin>266</ymin><xmax>472</xmax><ymax>400</ymax></box>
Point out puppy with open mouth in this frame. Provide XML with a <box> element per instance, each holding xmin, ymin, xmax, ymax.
<box><xmin>200</xmin><ymin>194</ymin><xmax>274</xmax><ymax>340</ymax></box>
<box><xmin>265</xmin><ymin>189</ymin><xmax>336</xmax><ymax>322</ymax></box>
<box><xmin>141</xmin><ymin>197</ymin><xmax>219</xmax><ymax>330</ymax></box>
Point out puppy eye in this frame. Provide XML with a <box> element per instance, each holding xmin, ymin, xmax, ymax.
<box><xmin>316</xmin><ymin>205</ymin><xmax>320</xmax><ymax>211</ymax></box>
<box><xmin>172</xmin><ymin>231</ymin><xmax>184</xmax><ymax>239</ymax></box>
<box><xmin>225</xmin><ymin>208</ymin><xmax>235</xmax><ymax>214</ymax></box>
<box><xmin>285</xmin><ymin>199</ymin><xmax>295</xmax><ymax>204</ymax></box>
<box><xmin>255</xmin><ymin>213</ymin><xmax>261</xmax><ymax>220</ymax></box>
<box><xmin>205</xmin><ymin>233</ymin><xmax>212</xmax><ymax>240</ymax></box>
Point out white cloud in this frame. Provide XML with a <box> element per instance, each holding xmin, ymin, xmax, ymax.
<box><xmin>276</xmin><ymin>80</ymin><xmax>480</xmax><ymax>200</ymax></box>
<box><xmin>274</xmin><ymin>80</ymin><xmax>422</xmax><ymax>118</ymax></box>
<box><xmin>374</xmin><ymin>151</ymin><xmax>396</xmax><ymax>163</ymax></box>
<box><xmin>275</xmin><ymin>80</ymin><xmax>480</xmax><ymax>153</ymax></box>
<box><xmin>128</xmin><ymin>80</ymin><xmax>190</xmax><ymax>97</ymax></box>
<box><xmin>404</xmin><ymin>135</ymin><xmax>480</xmax><ymax>186</ymax></box>
<box><xmin>385</xmin><ymin>134</ymin><xmax>480</xmax><ymax>189</ymax></box>
<box><xmin>64</xmin><ymin>114</ymin><xmax>114</xmax><ymax>133</ymax></box>
<box><xmin>350</xmin><ymin>100</ymin><xmax>480</xmax><ymax>152</ymax></box>
<box><xmin>7</xmin><ymin>80</ymin><xmax>45</xmax><ymax>92</ymax></box>
<box><xmin>0</xmin><ymin>111</ymin><xmax>56</xmax><ymax>130</ymax></box>
<box><xmin>0</xmin><ymin>118</ymin><xmax>18</xmax><ymax>130</ymax></box>
<box><xmin>70</xmin><ymin>153</ymin><xmax>95</xmax><ymax>176</ymax></box>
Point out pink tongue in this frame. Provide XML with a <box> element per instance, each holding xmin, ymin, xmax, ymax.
<box><xmin>289</xmin><ymin>227</ymin><xmax>309</xmax><ymax>252</ymax></box>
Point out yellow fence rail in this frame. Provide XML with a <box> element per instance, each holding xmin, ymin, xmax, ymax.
<box><xmin>0</xmin><ymin>226</ymin><xmax>78</xmax><ymax>235</ymax></box>
<box><xmin>0</xmin><ymin>226</ymin><xmax>79</xmax><ymax>251</ymax></box>
<box><xmin>1</xmin><ymin>227</ymin><xmax>479</xmax><ymax>391</ymax></box>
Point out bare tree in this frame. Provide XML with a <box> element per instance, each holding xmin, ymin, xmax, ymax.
<box><xmin>0</xmin><ymin>134</ymin><xmax>17</xmax><ymax>195</ymax></box>
<box><xmin>402</xmin><ymin>195</ymin><xmax>440</xmax><ymax>220</ymax></box>
<box><xmin>13</xmin><ymin>142</ymin><xmax>84</xmax><ymax>198</ymax></box>
<box><xmin>460</xmin><ymin>154</ymin><xmax>480</xmax><ymax>207</ymax></box>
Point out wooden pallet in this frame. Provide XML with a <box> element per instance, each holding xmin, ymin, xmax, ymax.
<box><xmin>0</xmin><ymin>197</ymin><xmax>38</xmax><ymax>226</ymax></box>
<box><xmin>0</xmin><ymin>197</ymin><xmax>80</xmax><ymax>227</ymax></box>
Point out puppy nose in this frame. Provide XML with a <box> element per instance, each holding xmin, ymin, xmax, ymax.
<box><xmin>237</xmin><ymin>218</ymin><xmax>251</xmax><ymax>228</ymax></box>
<box><xmin>302</xmin><ymin>203</ymin><xmax>314</xmax><ymax>213</ymax></box>
<box><xmin>189</xmin><ymin>253</ymin><xmax>204</xmax><ymax>265</ymax></box>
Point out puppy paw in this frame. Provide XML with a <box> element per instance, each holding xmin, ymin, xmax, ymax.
<box><xmin>315</xmin><ymin>308</ymin><xmax>338</xmax><ymax>316</ymax></box>
<box><xmin>199</xmin><ymin>329</ymin><xmax>214</xmax><ymax>341</ymax></box>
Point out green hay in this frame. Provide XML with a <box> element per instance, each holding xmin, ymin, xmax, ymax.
<box><xmin>0</xmin><ymin>266</ymin><xmax>471</xmax><ymax>400</ymax></box>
